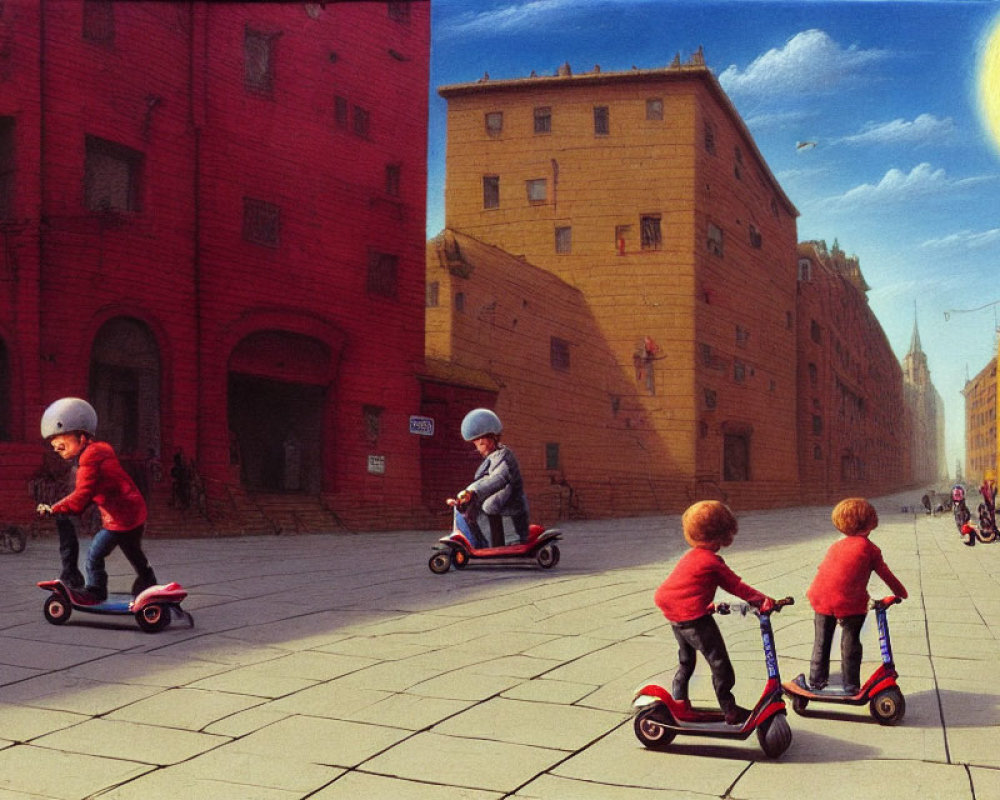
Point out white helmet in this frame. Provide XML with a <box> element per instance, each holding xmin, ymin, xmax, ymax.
<box><xmin>41</xmin><ymin>397</ymin><xmax>98</xmax><ymax>439</ymax></box>
<box><xmin>461</xmin><ymin>408</ymin><xmax>502</xmax><ymax>441</ymax></box>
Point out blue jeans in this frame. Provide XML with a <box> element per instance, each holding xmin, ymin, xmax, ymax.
<box><xmin>86</xmin><ymin>525</ymin><xmax>156</xmax><ymax>596</ymax></box>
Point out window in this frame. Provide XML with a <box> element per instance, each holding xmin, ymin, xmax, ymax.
<box><xmin>485</xmin><ymin>112</ymin><xmax>503</xmax><ymax>137</ymax></box>
<box><xmin>723</xmin><ymin>433</ymin><xmax>750</xmax><ymax>481</ymax></box>
<box><xmin>749</xmin><ymin>223</ymin><xmax>762</xmax><ymax>249</ymax></box>
<box><xmin>385</xmin><ymin>163</ymin><xmax>400</xmax><ymax>196</ymax></box>
<box><xmin>810</xmin><ymin>320</ymin><xmax>822</xmax><ymax>344</ymax></box>
<box><xmin>646</xmin><ymin>98</ymin><xmax>663</xmax><ymax>120</ymax></box>
<box><xmin>808</xmin><ymin>362</ymin><xmax>817</xmax><ymax>385</ymax></box>
<box><xmin>387</xmin><ymin>2</ymin><xmax>411</xmax><ymax>22</ymax></box>
<box><xmin>593</xmin><ymin>105</ymin><xmax>609</xmax><ymax>135</ymax></box>
<box><xmin>455</xmin><ymin>292</ymin><xmax>465</xmax><ymax>312</ymax></box>
<box><xmin>363</xmin><ymin>405</ymin><xmax>383</xmax><ymax>445</ymax></box>
<box><xmin>483</xmin><ymin>175</ymin><xmax>499</xmax><ymax>209</ymax></box>
<box><xmin>798</xmin><ymin>258</ymin><xmax>812</xmax><ymax>281</ymax></box>
<box><xmin>734</xmin><ymin>361</ymin><xmax>746</xmax><ymax>384</ymax></box>
<box><xmin>615</xmin><ymin>224</ymin><xmax>630</xmax><ymax>255</ymax></box>
<box><xmin>85</xmin><ymin>136</ymin><xmax>143</xmax><ymax>213</ymax></box>
<box><xmin>735</xmin><ymin>325</ymin><xmax>749</xmax><ymax>347</ymax></box>
<box><xmin>0</xmin><ymin>117</ymin><xmax>13</xmax><ymax>220</ymax></box>
<box><xmin>704</xmin><ymin>121</ymin><xmax>716</xmax><ymax>154</ymax></box>
<box><xmin>353</xmin><ymin>106</ymin><xmax>370</xmax><ymax>138</ymax></box>
<box><xmin>545</xmin><ymin>442</ymin><xmax>560</xmax><ymax>471</ymax></box>
<box><xmin>526</xmin><ymin>179</ymin><xmax>547</xmax><ymax>204</ymax></box>
<box><xmin>640</xmin><ymin>214</ymin><xmax>662</xmax><ymax>250</ymax></box>
<box><xmin>334</xmin><ymin>96</ymin><xmax>348</xmax><ymax>128</ymax></box>
<box><xmin>707</xmin><ymin>223</ymin><xmax>724</xmax><ymax>256</ymax></box>
<box><xmin>813</xmin><ymin>445</ymin><xmax>822</xmax><ymax>460</ymax></box>
<box><xmin>83</xmin><ymin>0</ymin><xmax>114</xmax><ymax>45</ymax></box>
<box><xmin>704</xmin><ymin>388</ymin><xmax>717</xmax><ymax>409</ymax></box>
<box><xmin>242</xmin><ymin>197</ymin><xmax>280</xmax><ymax>246</ymax></box>
<box><xmin>534</xmin><ymin>106</ymin><xmax>551</xmax><ymax>134</ymax></box>
<box><xmin>426</xmin><ymin>281</ymin><xmax>439</xmax><ymax>307</ymax></box>
<box><xmin>812</xmin><ymin>414</ymin><xmax>823</xmax><ymax>435</ymax></box>
<box><xmin>367</xmin><ymin>250</ymin><xmax>398</xmax><ymax>298</ymax></box>
<box><xmin>733</xmin><ymin>146</ymin><xmax>743</xmax><ymax>180</ymax></box>
<box><xmin>555</xmin><ymin>226</ymin><xmax>571</xmax><ymax>253</ymax></box>
<box><xmin>244</xmin><ymin>28</ymin><xmax>275</xmax><ymax>95</ymax></box>
<box><xmin>550</xmin><ymin>337</ymin><xmax>570</xmax><ymax>371</ymax></box>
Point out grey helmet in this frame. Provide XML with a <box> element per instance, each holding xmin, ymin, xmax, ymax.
<box><xmin>41</xmin><ymin>397</ymin><xmax>98</xmax><ymax>439</ymax></box>
<box><xmin>461</xmin><ymin>408</ymin><xmax>502</xmax><ymax>441</ymax></box>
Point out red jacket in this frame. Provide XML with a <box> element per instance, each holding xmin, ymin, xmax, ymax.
<box><xmin>51</xmin><ymin>441</ymin><xmax>147</xmax><ymax>531</ymax></box>
<box><xmin>807</xmin><ymin>535</ymin><xmax>907</xmax><ymax>618</ymax></box>
<box><xmin>655</xmin><ymin>547</ymin><xmax>766</xmax><ymax>624</ymax></box>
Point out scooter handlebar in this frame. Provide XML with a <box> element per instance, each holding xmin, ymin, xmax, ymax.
<box><xmin>711</xmin><ymin>596</ymin><xmax>793</xmax><ymax>617</ymax></box>
<box><xmin>871</xmin><ymin>595</ymin><xmax>903</xmax><ymax>610</ymax></box>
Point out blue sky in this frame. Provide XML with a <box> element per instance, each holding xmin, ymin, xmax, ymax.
<box><xmin>427</xmin><ymin>0</ymin><xmax>1000</xmax><ymax>480</ymax></box>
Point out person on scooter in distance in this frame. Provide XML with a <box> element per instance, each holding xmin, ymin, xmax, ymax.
<box><xmin>655</xmin><ymin>500</ymin><xmax>776</xmax><ymax>726</ymax></box>
<box><xmin>806</xmin><ymin>497</ymin><xmax>907</xmax><ymax>694</ymax></box>
<box><xmin>36</xmin><ymin>397</ymin><xmax>158</xmax><ymax>604</ymax></box>
<box><xmin>447</xmin><ymin>408</ymin><xmax>529</xmax><ymax>549</ymax></box>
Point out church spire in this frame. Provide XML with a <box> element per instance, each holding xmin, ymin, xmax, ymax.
<box><xmin>908</xmin><ymin>302</ymin><xmax>923</xmax><ymax>356</ymax></box>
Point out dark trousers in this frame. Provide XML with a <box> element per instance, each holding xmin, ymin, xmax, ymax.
<box><xmin>809</xmin><ymin>612</ymin><xmax>866</xmax><ymax>690</ymax></box>
<box><xmin>671</xmin><ymin>614</ymin><xmax>737</xmax><ymax>713</ymax></box>
<box><xmin>56</xmin><ymin>515</ymin><xmax>84</xmax><ymax>587</ymax></box>
<box><xmin>86</xmin><ymin>524</ymin><xmax>157</xmax><ymax>596</ymax></box>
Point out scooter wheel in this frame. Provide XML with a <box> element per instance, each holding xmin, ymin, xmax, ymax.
<box><xmin>870</xmin><ymin>686</ymin><xmax>905</xmax><ymax>725</ymax></box>
<box><xmin>428</xmin><ymin>552</ymin><xmax>451</xmax><ymax>574</ymax></box>
<box><xmin>44</xmin><ymin>593</ymin><xmax>71</xmax><ymax>625</ymax></box>
<box><xmin>633</xmin><ymin>705</ymin><xmax>676</xmax><ymax>750</ymax></box>
<box><xmin>790</xmin><ymin>695</ymin><xmax>808</xmax><ymax>715</ymax></box>
<box><xmin>757</xmin><ymin>712</ymin><xmax>792</xmax><ymax>758</ymax></box>
<box><xmin>537</xmin><ymin>543</ymin><xmax>560</xmax><ymax>569</ymax></box>
<box><xmin>452</xmin><ymin>548</ymin><xmax>469</xmax><ymax>569</ymax></box>
<box><xmin>136</xmin><ymin>603</ymin><xmax>171</xmax><ymax>633</ymax></box>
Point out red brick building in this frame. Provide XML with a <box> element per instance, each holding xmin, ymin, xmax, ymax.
<box><xmin>795</xmin><ymin>241</ymin><xmax>911</xmax><ymax>501</ymax></box>
<box><xmin>0</xmin><ymin>1</ymin><xmax>429</xmax><ymax>532</ymax></box>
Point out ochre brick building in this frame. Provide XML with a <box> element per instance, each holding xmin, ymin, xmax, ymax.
<box><xmin>437</xmin><ymin>55</ymin><xmax>802</xmax><ymax>513</ymax></box>
<box><xmin>0</xmin><ymin>1</ymin><xmax>429</xmax><ymax>533</ymax></box>
<box><xmin>795</xmin><ymin>241</ymin><xmax>911</xmax><ymax>502</ymax></box>
<box><xmin>963</xmin><ymin>356</ymin><xmax>997</xmax><ymax>483</ymax></box>
<box><xmin>424</xmin><ymin>229</ymin><xmax>677</xmax><ymax>520</ymax></box>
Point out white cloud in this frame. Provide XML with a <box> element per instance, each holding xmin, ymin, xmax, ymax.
<box><xmin>818</xmin><ymin>163</ymin><xmax>997</xmax><ymax>209</ymax></box>
<box><xmin>839</xmin><ymin>114</ymin><xmax>957</xmax><ymax>146</ymax></box>
<box><xmin>718</xmin><ymin>29</ymin><xmax>889</xmax><ymax>98</ymax></box>
<box><xmin>920</xmin><ymin>228</ymin><xmax>1000</xmax><ymax>250</ymax></box>
<box><xmin>436</xmin><ymin>0</ymin><xmax>585</xmax><ymax>37</ymax></box>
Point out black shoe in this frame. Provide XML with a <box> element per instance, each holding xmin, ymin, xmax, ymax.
<box><xmin>77</xmin><ymin>585</ymin><xmax>107</xmax><ymax>605</ymax></box>
<box><xmin>724</xmin><ymin>705</ymin><xmax>752</xmax><ymax>726</ymax></box>
<box><xmin>808</xmin><ymin>678</ymin><xmax>828</xmax><ymax>691</ymax></box>
<box><xmin>61</xmin><ymin>572</ymin><xmax>85</xmax><ymax>590</ymax></box>
<box><xmin>131</xmin><ymin>569</ymin><xmax>158</xmax><ymax>597</ymax></box>
<box><xmin>843</xmin><ymin>684</ymin><xmax>860</xmax><ymax>696</ymax></box>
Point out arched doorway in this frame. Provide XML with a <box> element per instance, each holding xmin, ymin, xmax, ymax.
<box><xmin>88</xmin><ymin>317</ymin><xmax>161</xmax><ymax>493</ymax></box>
<box><xmin>228</xmin><ymin>330</ymin><xmax>330</xmax><ymax>494</ymax></box>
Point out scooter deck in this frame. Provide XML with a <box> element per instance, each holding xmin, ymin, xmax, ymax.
<box><xmin>783</xmin><ymin>674</ymin><xmax>864</xmax><ymax>702</ymax></box>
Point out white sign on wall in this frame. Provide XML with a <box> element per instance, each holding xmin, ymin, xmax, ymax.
<box><xmin>367</xmin><ymin>455</ymin><xmax>385</xmax><ymax>475</ymax></box>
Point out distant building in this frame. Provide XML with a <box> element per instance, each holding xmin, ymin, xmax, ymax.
<box><xmin>437</xmin><ymin>54</ymin><xmax>801</xmax><ymax>513</ymax></box>
<box><xmin>795</xmin><ymin>241</ymin><xmax>910</xmax><ymax>501</ymax></box>
<box><xmin>963</xmin><ymin>357</ymin><xmax>997</xmax><ymax>483</ymax></box>
<box><xmin>902</xmin><ymin>314</ymin><xmax>946</xmax><ymax>486</ymax></box>
<box><xmin>0</xmin><ymin>1</ymin><xmax>430</xmax><ymax>532</ymax></box>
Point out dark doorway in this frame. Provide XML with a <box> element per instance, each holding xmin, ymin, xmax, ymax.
<box><xmin>89</xmin><ymin>317</ymin><xmax>160</xmax><ymax>493</ymax></box>
<box><xmin>228</xmin><ymin>374</ymin><xmax>324</xmax><ymax>494</ymax></box>
<box><xmin>0</xmin><ymin>337</ymin><xmax>9</xmax><ymax>441</ymax></box>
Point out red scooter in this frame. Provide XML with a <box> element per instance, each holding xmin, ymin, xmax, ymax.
<box><xmin>428</xmin><ymin>505</ymin><xmax>562</xmax><ymax>574</ymax></box>
<box><xmin>782</xmin><ymin>596</ymin><xmax>904</xmax><ymax>725</ymax></box>
<box><xmin>38</xmin><ymin>579</ymin><xmax>194</xmax><ymax>633</ymax></box>
<box><xmin>632</xmin><ymin>596</ymin><xmax>795</xmax><ymax>759</ymax></box>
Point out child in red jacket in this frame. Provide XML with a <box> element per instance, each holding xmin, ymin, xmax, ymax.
<box><xmin>37</xmin><ymin>397</ymin><xmax>157</xmax><ymax>604</ymax></box>
<box><xmin>655</xmin><ymin>500</ymin><xmax>775</xmax><ymax>725</ymax></box>
<box><xmin>806</xmin><ymin>497</ymin><xmax>907</xmax><ymax>693</ymax></box>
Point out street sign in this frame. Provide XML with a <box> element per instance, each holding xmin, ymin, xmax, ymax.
<box><xmin>409</xmin><ymin>415</ymin><xmax>435</xmax><ymax>436</ymax></box>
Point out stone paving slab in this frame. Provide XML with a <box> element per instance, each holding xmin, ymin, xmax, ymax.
<box><xmin>0</xmin><ymin>494</ymin><xmax>996</xmax><ymax>798</ymax></box>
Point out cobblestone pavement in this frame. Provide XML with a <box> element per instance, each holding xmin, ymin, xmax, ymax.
<box><xmin>1</xmin><ymin>492</ymin><xmax>997</xmax><ymax>799</ymax></box>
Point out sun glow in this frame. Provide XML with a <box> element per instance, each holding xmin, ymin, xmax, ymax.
<box><xmin>979</xmin><ymin>14</ymin><xmax>1000</xmax><ymax>155</ymax></box>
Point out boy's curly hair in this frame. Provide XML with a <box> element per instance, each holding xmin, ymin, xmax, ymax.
<box><xmin>831</xmin><ymin>497</ymin><xmax>878</xmax><ymax>536</ymax></box>
<box><xmin>682</xmin><ymin>500</ymin><xmax>737</xmax><ymax>546</ymax></box>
